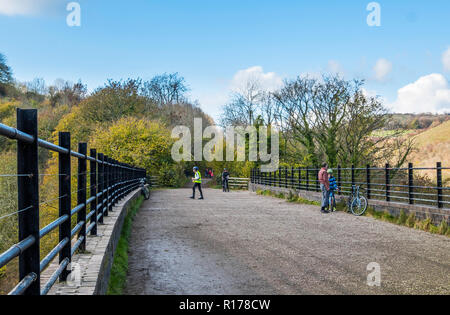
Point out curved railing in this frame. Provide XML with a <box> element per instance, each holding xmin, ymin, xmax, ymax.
<box><xmin>0</xmin><ymin>109</ymin><xmax>146</xmax><ymax>295</ymax></box>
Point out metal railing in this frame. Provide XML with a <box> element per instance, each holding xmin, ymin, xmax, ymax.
<box><xmin>0</xmin><ymin>109</ymin><xmax>146</xmax><ymax>295</ymax></box>
<box><xmin>228</xmin><ymin>177</ymin><xmax>250</xmax><ymax>189</ymax></box>
<box><xmin>251</xmin><ymin>164</ymin><xmax>450</xmax><ymax>209</ymax></box>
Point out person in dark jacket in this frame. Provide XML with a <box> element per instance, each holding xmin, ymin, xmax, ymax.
<box><xmin>222</xmin><ymin>168</ymin><xmax>230</xmax><ymax>192</ymax></box>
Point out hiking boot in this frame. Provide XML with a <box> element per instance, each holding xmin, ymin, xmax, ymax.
<box><xmin>321</xmin><ymin>209</ymin><xmax>329</xmax><ymax>214</ymax></box>
<box><xmin>199</xmin><ymin>197</ymin><xmax>204</xmax><ymax>200</ymax></box>
<box><xmin>190</xmin><ymin>196</ymin><xmax>195</xmax><ymax>199</ymax></box>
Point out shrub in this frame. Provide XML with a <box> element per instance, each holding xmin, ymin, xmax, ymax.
<box><xmin>406</xmin><ymin>213</ymin><xmax>416</xmax><ymax>228</ymax></box>
<box><xmin>382</xmin><ymin>211</ymin><xmax>396</xmax><ymax>223</ymax></box>
<box><xmin>438</xmin><ymin>220</ymin><xmax>449</xmax><ymax>236</ymax></box>
<box><xmin>397</xmin><ymin>211</ymin><xmax>408</xmax><ymax>225</ymax></box>
<box><xmin>421</xmin><ymin>218</ymin><xmax>433</xmax><ymax>232</ymax></box>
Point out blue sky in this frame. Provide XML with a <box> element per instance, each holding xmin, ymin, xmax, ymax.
<box><xmin>1</xmin><ymin>0</ymin><xmax>450</xmax><ymax>120</ymax></box>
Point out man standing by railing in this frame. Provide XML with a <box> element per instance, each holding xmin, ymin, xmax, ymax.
<box><xmin>222</xmin><ymin>168</ymin><xmax>230</xmax><ymax>192</ymax></box>
<box><xmin>318</xmin><ymin>163</ymin><xmax>330</xmax><ymax>214</ymax></box>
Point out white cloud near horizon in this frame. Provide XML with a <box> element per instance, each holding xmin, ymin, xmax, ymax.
<box><xmin>0</xmin><ymin>0</ymin><xmax>60</xmax><ymax>16</ymax></box>
<box><xmin>230</xmin><ymin>66</ymin><xmax>283</xmax><ymax>93</ymax></box>
<box><xmin>390</xmin><ymin>73</ymin><xmax>450</xmax><ymax>114</ymax></box>
<box><xmin>327</xmin><ymin>60</ymin><xmax>345</xmax><ymax>76</ymax></box>
<box><xmin>373</xmin><ymin>58</ymin><xmax>392</xmax><ymax>81</ymax></box>
<box><xmin>443</xmin><ymin>47</ymin><xmax>450</xmax><ymax>72</ymax></box>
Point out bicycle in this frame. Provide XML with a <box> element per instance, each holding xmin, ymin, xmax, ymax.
<box><xmin>348</xmin><ymin>185</ymin><xmax>368</xmax><ymax>216</ymax></box>
<box><xmin>140</xmin><ymin>178</ymin><xmax>150</xmax><ymax>200</ymax></box>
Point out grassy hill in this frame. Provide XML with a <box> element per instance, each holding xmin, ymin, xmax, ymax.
<box><xmin>408</xmin><ymin>120</ymin><xmax>450</xmax><ymax>182</ymax></box>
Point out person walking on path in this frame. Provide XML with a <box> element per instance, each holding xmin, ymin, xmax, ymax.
<box><xmin>191</xmin><ymin>166</ymin><xmax>204</xmax><ymax>200</ymax></box>
<box><xmin>318</xmin><ymin>163</ymin><xmax>330</xmax><ymax>214</ymax></box>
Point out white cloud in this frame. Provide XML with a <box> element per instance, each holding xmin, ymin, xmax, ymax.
<box><xmin>390</xmin><ymin>73</ymin><xmax>450</xmax><ymax>113</ymax></box>
<box><xmin>230</xmin><ymin>66</ymin><xmax>283</xmax><ymax>93</ymax></box>
<box><xmin>0</xmin><ymin>0</ymin><xmax>60</xmax><ymax>16</ymax></box>
<box><xmin>327</xmin><ymin>60</ymin><xmax>345</xmax><ymax>75</ymax></box>
<box><xmin>442</xmin><ymin>47</ymin><xmax>450</xmax><ymax>72</ymax></box>
<box><xmin>373</xmin><ymin>58</ymin><xmax>392</xmax><ymax>81</ymax></box>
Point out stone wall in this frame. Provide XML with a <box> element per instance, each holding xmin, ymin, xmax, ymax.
<box><xmin>41</xmin><ymin>188</ymin><xmax>142</xmax><ymax>295</ymax></box>
<box><xmin>249</xmin><ymin>183</ymin><xmax>450</xmax><ymax>224</ymax></box>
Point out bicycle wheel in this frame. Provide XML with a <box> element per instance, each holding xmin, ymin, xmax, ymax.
<box><xmin>350</xmin><ymin>196</ymin><xmax>368</xmax><ymax>216</ymax></box>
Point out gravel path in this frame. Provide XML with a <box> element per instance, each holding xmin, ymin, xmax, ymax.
<box><xmin>124</xmin><ymin>189</ymin><xmax>450</xmax><ymax>295</ymax></box>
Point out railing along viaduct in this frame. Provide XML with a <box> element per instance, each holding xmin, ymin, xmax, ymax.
<box><xmin>0</xmin><ymin>109</ymin><xmax>146</xmax><ymax>295</ymax></box>
<box><xmin>251</xmin><ymin>164</ymin><xmax>450</xmax><ymax>209</ymax></box>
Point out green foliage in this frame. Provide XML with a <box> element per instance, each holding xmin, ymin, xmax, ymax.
<box><xmin>91</xmin><ymin>117</ymin><xmax>185</xmax><ymax>188</ymax></box>
<box><xmin>438</xmin><ymin>220</ymin><xmax>448</xmax><ymax>236</ymax></box>
<box><xmin>397</xmin><ymin>211</ymin><xmax>408</xmax><ymax>225</ymax></box>
<box><xmin>381</xmin><ymin>211</ymin><xmax>396</xmax><ymax>223</ymax></box>
<box><xmin>0</xmin><ymin>266</ymin><xmax>5</xmax><ymax>279</ymax></box>
<box><xmin>0</xmin><ymin>151</ymin><xmax>18</xmax><ymax>254</ymax></box>
<box><xmin>406</xmin><ymin>213</ymin><xmax>416</xmax><ymax>228</ymax></box>
<box><xmin>107</xmin><ymin>195</ymin><xmax>144</xmax><ymax>295</ymax></box>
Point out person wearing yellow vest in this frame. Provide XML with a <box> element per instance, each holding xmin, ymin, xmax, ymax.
<box><xmin>190</xmin><ymin>166</ymin><xmax>204</xmax><ymax>200</ymax></box>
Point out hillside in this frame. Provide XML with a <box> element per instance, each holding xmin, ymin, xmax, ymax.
<box><xmin>409</xmin><ymin>120</ymin><xmax>450</xmax><ymax>166</ymax></box>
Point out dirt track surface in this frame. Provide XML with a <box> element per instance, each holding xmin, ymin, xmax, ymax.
<box><xmin>124</xmin><ymin>189</ymin><xmax>450</xmax><ymax>295</ymax></box>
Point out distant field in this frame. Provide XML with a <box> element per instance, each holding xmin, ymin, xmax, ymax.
<box><xmin>408</xmin><ymin>120</ymin><xmax>450</xmax><ymax>183</ymax></box>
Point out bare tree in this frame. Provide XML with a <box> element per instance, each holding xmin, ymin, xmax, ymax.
<box><xmin>273</xmin><ymin>75</ymin><xmax>414</xmax><ymax>167</ymax></box>
<box><xmin>272</xmin><ymin>76</ymin><xmax>319</xmax><ymax>165</ymax></box>
<box><xmin>0</xmin><ymin>53</ymin><xmax>13</xmax><ymax>96</ymax></box>
<box><xmin>143</xmin><ymin>73</ymin><xmax>189</xmax><ymax>106</ymax></box>
<box><xmin>220</xmin><ymin>77</ymin><xmax>274</xmax><ymax>127</ymax></box>
<box><xmin>26</xmin><ymin>78</ymin><xmax>47</xmax><ymax>95</ymax></box>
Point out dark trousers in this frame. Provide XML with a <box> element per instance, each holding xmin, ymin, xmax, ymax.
<box><xmin>192</xmin><ymin>183</ymin><xmax>203</xmax><ymax>198</ymax></box>
<box><xmin>222</xmin><ymin>179</ymin><xmax>229</xmax><ymax>192</ymax></box>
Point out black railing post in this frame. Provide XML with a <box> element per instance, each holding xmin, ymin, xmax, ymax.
<box><xmin>108</xmin><ymin>157</ymin><xmax>113</xmax><ymax>212</ymax></box>
<box><xmin>408</xmin><ymin>163</ymin><xmax>414</xmax><ymax>205</ymax></box>
<box><xmin>277</xmin><ymin>168</ymin><xmax>280</xmax><ymax>187</ymax></box>
<box><xmin>90</xmin><ymin>149</ymin><xmax>97</xmax><ymax>236</ymax></box>
<box><xmin>17</xmin><ymin>109</ymin><xmax>40</xmax><ymax>295</ymax></box>
<box><xmin>77</xmin><ymin>143</ymin><xmax>87</xmax><ymax>252</ymax></box>
<box><xmin>316</xmin><ymin>166</ymin><xmax>320</xmax><ymax>192</ymax></box>
<box><xmin>98</xmin><ymin>153</ymin><xmax>104</xmax><ymax>223</ymax></box>
<box><xmin>291</xmin><ymin>167</ymin><xmax>294</xmax><ymax>189</ymax></box>
<box><xmin>437</xmin><ymin>162</ymin><xmax>443</xmax><ymax>209</ymax></box>
<box><xmin>104</xmin><ymin>155</ymin><xmax>109</xmax><ymax>218</ymax></box>
<box><xmin>385</xmin><ymin>163</ymin><xmax>390</xmax><ymax>202</ymax></box>
<box><xmin>119</xmin><ymin>163</ymin><xmax>124</xmax><ymax>199</ymax></box>
<box><xmin>298</xmin><ymin>168</ymin><xmax>301</xmax><ymax>190</ymax></box>
<box><xmin>58</xmin><ymin>132</ymin><xmax>71</xmax><ymax>281</ymax></box>
<box><xmin>284</xmin><ymin>167</ymin><xmax>288</xmax><ymax>188</ymax></box>
<box><xmin>351</xmin><ymin>165</ymin><xmax>355</xmax><ymax>189</ymax></box>
<box><xmin>337</xmin><ymin>165</ymin><xmax>342</xmax><ymax>195</ymax></box>
<box><xmin>306</xmin><ymin>167</ymin><xmax>310</xmax><ymax>191</ymax></box>
<box><xmin>113</xmin><ymin>159</ymin><xmax>117</xmax><ymax>204</ymax></box>
<box><xmin>366</xmin><ymin>164</ymin><xmax>371</xmax><ymax>200</ymax></box>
